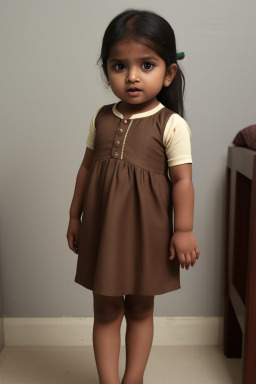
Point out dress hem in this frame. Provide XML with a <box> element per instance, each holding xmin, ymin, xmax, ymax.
<box><xmin>74</xmin><ymin>276</ymin><xmax>181</xmax><ymax>296</ymax></box>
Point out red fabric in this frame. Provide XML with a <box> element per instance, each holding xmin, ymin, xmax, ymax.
<box><xmin>233</xmin><ymin>125</ymin><xmax>256</xmax><ymax>151</ymax></box>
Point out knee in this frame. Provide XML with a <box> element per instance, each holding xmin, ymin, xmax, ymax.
<box><xmin>124</xmin><ymin>297</ymin><xmax>154</xmax><ymax>321</ymax></box>
<box><xmin>93</xmin><ymin>295</ymin><xmax>125</xmax><ymax>323</ymax></box>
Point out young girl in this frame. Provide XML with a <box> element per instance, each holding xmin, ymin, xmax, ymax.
<box><xmin>67</xmin><ymin>9</ymin><xmax>200</xmax><ymax>384</ymax></box>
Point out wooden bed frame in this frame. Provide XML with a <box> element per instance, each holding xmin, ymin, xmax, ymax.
<box><xmin>223</xmin><ymin>146</ymin><xmax>256</xmax><ymax>383</ymax></box>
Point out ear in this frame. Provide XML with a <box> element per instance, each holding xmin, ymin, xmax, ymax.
<box><xmin>163</xmin><ymin>63</ymin><xmax>178</xmax><ymax>87</ymax></box>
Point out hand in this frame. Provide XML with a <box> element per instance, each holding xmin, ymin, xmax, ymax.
<box><xmin>169</xmin><ymin>231</ymin><xmax>200</xmax><ymax>270</ymax></box>
<box><xmin>66</xmin><ymin>218</ymin><xmax>81</xmax><ymax>254</ymax></box>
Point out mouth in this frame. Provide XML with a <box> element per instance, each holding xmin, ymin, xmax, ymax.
<box><xmin>127</xmin><ymin>88</ymin><xmax>142</xmax><ymax>96</ymax></box>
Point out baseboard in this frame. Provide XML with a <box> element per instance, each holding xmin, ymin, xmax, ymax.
<box><xmin>3</xmin><ymin>316</ymin><xmax>223</xmax><ymax>347</ymax></box>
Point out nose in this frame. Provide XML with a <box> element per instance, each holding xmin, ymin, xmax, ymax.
<box><xmin>126</xmin><ymin>67</ymin><xmax>139</xmax><ymax>83</ymax></box>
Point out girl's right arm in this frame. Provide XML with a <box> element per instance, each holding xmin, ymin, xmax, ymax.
<box><xmin>66</xmin><ymin>147</ymin><xmax>94</xmax><ymax>254</ymax></box>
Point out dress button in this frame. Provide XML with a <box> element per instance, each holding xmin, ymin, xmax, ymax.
<box><xmin>116</xmin><ymin>140</ymin><xmax>121</xmax><ymax>144</ymax></box>
<box><xmin>114</xmin><ymin>152</ymin><xmax>118</xmax><ymax>156</ymax></box>
<box><xmin>119</xmin><ymin>128</ymin><xmax>123</xmax><ymax>133</ymax></box>
<box><xmin>124</xmin><ymin>119</ymin><xmax>128</xmax><ymax>124</ymax></box>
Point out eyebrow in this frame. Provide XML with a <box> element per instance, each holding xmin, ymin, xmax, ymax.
<box><xmin>109</xmin><ymin>56</ymin><xmax>159</xmax><ymax>63</ymax></box>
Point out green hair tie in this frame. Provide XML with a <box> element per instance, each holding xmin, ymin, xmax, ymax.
<box><xmin>176</xmin><ymin>52</ymin><xmax>185</xmax><ymax>60</ymax></box>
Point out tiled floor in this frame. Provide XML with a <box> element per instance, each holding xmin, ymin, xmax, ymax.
<box><xmin>0</xmin><ymin>345</ymin><xmax>243</xmax><ymax>383</ymax></box>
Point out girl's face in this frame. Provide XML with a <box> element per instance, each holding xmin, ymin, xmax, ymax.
<box><xmin>106</xmin><ymin>38</ymin><xmax>177</xmax><ymax>112</ymax></box>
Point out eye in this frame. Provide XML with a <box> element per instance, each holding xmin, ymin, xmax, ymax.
<box><xmin>142</xmin><ymin>62</ymin><xmax>155</xmax><ymax>70</ymax></box>
<box><xmin>114</xmin><ymin>63</ymin><xmax>125</xmax><ymax>71</ymax></box>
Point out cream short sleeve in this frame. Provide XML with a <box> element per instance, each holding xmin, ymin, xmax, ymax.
<box><xmin>85</xmin><ymin>107</ymin><xmax>102</xmax><ymax>150</ymax></box>
<box><xmin>163</xmin><ymin>114</ymin><xmax>192</xmax><ymax>167</ymax></box>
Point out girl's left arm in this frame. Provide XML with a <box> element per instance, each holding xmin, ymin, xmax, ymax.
<box><xmin>168</xmin><ymin>163</ymin><xmax>200</xmax><ymax>270</ymax></box>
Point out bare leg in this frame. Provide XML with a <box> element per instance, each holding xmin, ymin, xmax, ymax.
<box><xmin>121</xmin><ymin>294</ymin><xmax>155</xmax><ymax>384</ymax></box>
<box><xmin>93</xmin><ymin>293</ymin><xmax>125</xmax><ymax>384</ymax></box>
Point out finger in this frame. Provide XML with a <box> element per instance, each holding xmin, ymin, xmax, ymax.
<box><xmin>68</xmin><ymin>236</ymin><xmax>77</xmax><ymax>254</ymax></box>
<box><xmin>191</xmin><ymin>250</ymin><xmax>197</xmax><ymax>265</ymax></box>
<box><xmin>73</xmin><ymin>237</ymin><xmax>79</xmax><ymax>251</ymax></box>
<box><xmin>191</xmin><ymin>257</ymin><xmax>196</xmax><ymax>267</ymax></box>
<box><xmin>67</xmin><ymin>236</ymin><xmax>73</xmax><ymax>250</ymax></box>
<box><xmin>73</xmin><ymin>241</ymin><xmax>79</xmax><ymax>253</ymax></box>
<box><xmin>169</xmin><ymin>242</ymin><xmax>176</xmax><ymax>260</ymax></box>
<box><xmin>185</xmin><ymin>253</ymin><xmax>191</xmax><ymax>270</ymax></box>
<box><xmin>196</xmin><ymin>248</ymin><xmax>200</xmax><ymax>259</ymax></box>
<box><xmin>179</xmin><ymin>253</ymin><xmax>185</xmax><ymax>269</ymax></box>
<box><xmin>74</xmin><ymin>237</ymin><xmax>79</xmax><ymax>247</ymax></box>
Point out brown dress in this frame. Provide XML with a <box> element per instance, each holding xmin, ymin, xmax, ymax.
<box><xmin>74</xmin><ymin>102</ymin><xmax>181</xmax><ymax>296</ymax></box>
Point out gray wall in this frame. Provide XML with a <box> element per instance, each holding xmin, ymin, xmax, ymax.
<box><xmin>0</xmin><ymin>283</ymin><xmax>4</xmax><ymax>350</ymax></box>
<box><xmin>1</xmin><ymin>0</ymin><xmax>255</xmax><ymax>318</ymax></box>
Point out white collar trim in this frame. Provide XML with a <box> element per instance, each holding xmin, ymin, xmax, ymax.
<box><xmin>112</xmin><ymin>102</ymin><xmax>165</xmax><ymax>120</ymax></box>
